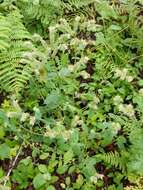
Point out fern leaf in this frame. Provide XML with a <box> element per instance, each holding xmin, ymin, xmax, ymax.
<box><xmin>97</xmin><ymin>151</ymin><xmax>125</xmax><ymax>171</ymax></box>
<box><xmin>0</xmin><ymin>11</ymin><xmax>35</xmax><ymax>93</ymax></box>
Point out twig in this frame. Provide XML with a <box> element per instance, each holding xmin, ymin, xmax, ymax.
<box><xmin>3</xmin><ymin>143</ymin><xmax>23</xmax><ymax>186</ymax></box>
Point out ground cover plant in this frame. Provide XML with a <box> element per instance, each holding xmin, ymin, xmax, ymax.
<box><xmin>0</xmin><ymin>0</ymin><xmax>143</xmax><ymax>189</ymax></box>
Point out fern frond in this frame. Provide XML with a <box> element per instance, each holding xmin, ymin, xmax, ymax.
<box><xmin>97</xmin><ymin>151</ymin><xmax>125</xmax><ymax>171</ymax></box>
<box><xmin>16</xmin><ymin>0</ymin><xmax>62</xmax><ymax>26</ymax></box>
<box><xmin>0</xmin><ymin>11</ymin><xmax>35</xmax><ymax>93</ymax></box>
<box><xmin>62</xmin><ymin>0</ymin><xmax>96</xmax><ymax>18</ymax></box>
<box><xmin>0</xmin><ymin>16</ymin><xmax>11</xmax><ymax>50</ymax></box>
<box><xmin>62</xmin><ymin>0</ymin><xmax>95</xmax><ymax>8</ymax></box>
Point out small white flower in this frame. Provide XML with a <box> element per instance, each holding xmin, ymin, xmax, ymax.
<box><xmin>59</xmin><ymin>18</ymin><xmax>66</xmax><ymax>23</ymax></box>
<box><xmin>111</xmin><ymin>122</ymin><xmax>121</xmax><ymax>134</ymax></box>
<box><xmin>90</xmin><ymin>173</ymin><xmax>104</xmax><ymax>184</ymax></box>
<box><xmin>83</xmin><ymin>56</ymin><xmax>89</xmax><ymax>63</ymax></box>
<box><xmin>77</xmin><ymin>120</ymin><xmax>83</xmax><ymax>126</ymax></box>
<box><xmin>49</xmin><ymin>26</ymin><xmax>56</xmax><ymax>31</ymax></box>
<box><xmin>124</xmin><ymin>104</ymin><xmax>135</xmax><ymax>117</ymax></box>
<box><xmin>115</xmin><ymin>68</ymin><xmax>128</xmax><ymax>80</ymax></box>
<box><xmin>139</xmin><ymin>89</ymin><xmax>143</xmax><ymax>95</ymax></box>
<box><xmin>88</xmin><ymin>20</ymin><xmax>96</xmax><ymax>24</ymax></box>
<box><xmin>29</xmin><ymin>116</ymin><xmax>36</xmax><ymax>126</ymax></box>
<box><xmin>118</xmin><ymin>104</ymin><xmax>135</xmax><ymax>117</ymax></box>
<box><xmin>114</xmin><ymin>68</ymin><xmax>133</xmax><ymax>82</ymax></box>
<box><xmin>96</xmin><ymin>173</ymin><xmax>104</xmax><ymax>179</ymax></box>
<box><xmin>118</xmin><ymin>104</ymin><xmax>125</xmax><ymax>112</ymax></box>
<box><xmin>20</xmin><ymin>112</ymin><xmax>30</xmax><ymax>122</ymax></box>
<box><xmin>55</xmin><ymin>24</ymin><xmax>60</xmax><ymax>28</ymax></box>
<box><xmin>68</xmin><ymin>64</ymin><xmax>75</xmax><ymax>72</ymax></box>
<box><xmin>90</xmin><ymin>129</ymin><xmax>95</xmax><ymax>134</ymax></box>
<box><xmin>43</xmin><ymin>173</ymin><xmax>51</xmax><ymax>180</ymax></box>
<box><xmin>113</xmin><ymin>95</ymin><xmax>123</xmax><ymax>105</ymax></box>
<box><xmin>58</xmin><ymin>44</ymin><xmax>68</xmax><ymax>51</ymax></box>
<box><xmin>86</xmin><ymin>20</ymin><xmax>96</xmax><ymax>30</ymax></box>
<box><xmin>75</xmin><ymin>16</ymin><xmax>81</xmax><ymax>21</ymax></box>
<box><xmin>74</xmin><ymin>92</ymin><xmax>81</xmax><ymax>98</ymax></box>
<box><xmin>80</xmin><ymin>70</ymin><xmax>90</xmax><ymax>79</ymax></box>
<box><xmin>126</xmin><ymin>75</ymin><xmax>133</xmax><ymax>82</ymax></box>
<box><xmin>90</xmin><ymin>176</ymin><xmax>97</xmax><ymax>184</ymax></box>
<box><xmin>89</xmin><ymin>96</ymin><xmax>100</xmax><ymax>110</ymax></box>
<box><xmin>62</xmin><ymin>33</ymin><xmax>71</xmax><ymax>39</ymax></box>
<box><xmin>60</xmin><ymin>183</ymin><xmax>66</xmax><ymax>189</ymax></box>
<box><xmin>111</xmin><ymin>122</ymin><xmax>121</xmax><ymax>130</ymax></box>
<box><xmin>93</xmin><ymin>96</ymin><xmax>100</xmax><ymax>104</ymax></box>
<box><xmin>114</xmin><ymin>68</ymin><xmax>128</xmax><ymax>80</ymax></box>
<box><xmin>33</xmin><ymin>107</ymin><xmax>39</xmax><ymax>112</ymax></box>
<box><xmin>50</xmin><ymin>131</ymin><xmax>57</xmax><ymax>138</ymax></box>
<box><xmin>80</xmin><ymin>39</ymin><xmax>88</xmax><ymax>47</ymax></box>
<box><xmin>70</xmin><ymin>38</ymin><xmax>79</xmax><ymax>46</ymax></box>
<box><xmin>62</xmin><ymin>130</ymin><xmax>71</xmax><ymax>141</ymax></box>
<box><xmin>45</xmin><ymin>130</ymin><xmax>56</xmax><ymax>138</ymax></box>
<box><xmin>92</xmin><ymin>104</ymin><xmax>98</xmax><ymax>110</ymax></box>
<box><xmin>7</xmin><ymin>112</ymin><xmax>17</xmax><ymax>118</ymax></box>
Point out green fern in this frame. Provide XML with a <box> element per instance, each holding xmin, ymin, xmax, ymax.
<box><xmin>0</xmin><ymin>11</ymin><xmax>35</xmax><ymax>93</ymax></box>
<box><xmin>12</xmin><ymin>0</ymin><xmax>97</xmax><ymax>35</ymax></box>
<box><xmin>0</xmin><ymin>15</ymin><xmax>11</xmax><ymax>50</ymax></box>
<box><xmin>97</xmin><ymin>151</ymin><xmax>125</xmax><ymax>171</ymax></box>
<box><xmin>62</xmin><ymin>0</ymin><xmax>96</xmax><ymax>9</ymax></box>
<box><xmin>16</xmin><ymin>0</ymin><xmax>62</xmax><ymax>27</ymax></box>
<box><xmin>62</xmin><ymin>0</ymin><xmax>96</xmax><ymax>18</ymax></box>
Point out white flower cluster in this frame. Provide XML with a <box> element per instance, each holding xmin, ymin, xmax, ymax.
<box><xmin>60</xmin><ymin>33</ymin><xmax>71</xmax><ymax>40</ymax></box>
<box><xmin>113</xmin><ymin>95</ymin><xmax>123</xmax><ymax>105</ymax></box>
<box><xmin>75</xmin><ymin>16</ymin><xmax>81</xmax><ymax>22</ymax></box>
<box><xmin>70</xmin><ymin>38</ymin><xmax>88</xmax><ymax>49</ymax></box>
<box><xmin>111</xmin><ymin>122</ymin><xmax>121</xmax><ymax>135</ymax></box>
<box><xmin>114</xmin><ymin>68</ymin><xmax>133</xmax><ymax>82</ymax></box>
<box><xmin>71</xmin><ymin>115</ymin><xmax>83</xmax><ymax>127</ymax></box>
<box><xmin>68</xmin><ymin>56</ymin><xmax>89</xmax><ymax>72</ymax></box>
<box><xmin>49</xmin><ymin>26</ymin><xmax>56</xmax><ymax>32</ymax></box>
<box><xmin>89</xmin><ymin>95</ymin><xmax>100</xmax><ymax>110</ymax></box>
<box><xmin>20</xmin><ymin>112</ymin><xmax>36</xmax><ymax>126</ymax></box>
<box><xmin>80</xmin><ymin>70</ymin><xmax>90</xmax><ymax>79</ymax></box>
<box><xmin>90</xmin><ymin>173</ymin><xmax>104</xmax><ymax>184</ymax></box>
<box><xmin>139</xmin><ymin>88</ymin><xmax>143</xmax><ymax>96</ymax></box>
<box><xmin>113</xmin><ymin>95</ymin><xmax>135</xmax><ymax>118</ymax></box>
<box><xmin>7</xmin><ymin>112</ymin><xmax>20</xmax><ymax>118</ymax></box>
<box><xmin>44</xmin><ymin>127</ymin><xmax>73</xmax><ymax>141</ymax></box>
<box><xmin>58</xmin><ymin>44</ymin><xmax>68</xmax><ymax>51</ymax></box>
<box><xmin>6</xmin><ymin>99</ymin><xmax>22</xmax><ymax>118</ymax></box>
<box><xmin>118</xmin><ymin>104</ymin><xmax>135</xmax><ymax>118</ymax></box>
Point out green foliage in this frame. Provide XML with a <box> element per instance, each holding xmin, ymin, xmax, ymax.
<box><xmin>97</xmin><ymin>151</ymin><xmax>125</xmax><ymax>171</ymax></box>
<box><xmin>0</xmin><ymin>0</ymin><xmax>143</xmax><ymax>190</ymax></box>
<box><xmin>0</xmin><ymin>11</ymin><xmax>34</xmax><ymax>93</ymax></box>
<box><xmin>15</xmin><ymin>0</ymin><xmax>62</xmax><ymax>34</ymax></box>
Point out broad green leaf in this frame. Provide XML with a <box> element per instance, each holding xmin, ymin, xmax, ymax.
<box><xmin>46</xmin><ymin>185</ymin><xmax>55</xmax><ymax>190</ymax></box>
<box><xmin>40</xmin><ymin>153</ymin><xmax>49</xmax><ymax>160</ymax></box>
<box><xmin>109</xmin><ymin>25</ymin><xmax>122</xmax><ymax>31</ymax></box>
<box><xmin>38</xmin><ymin>164</ymin><xmax>48</xmax><ymax>173</ymax></box>
<box><xmin>0</xmin><ymin>127</ymin><xmax>5</xmax><ymax>139</ymax></box>
<box><xmin>64</xmin><ymin>149</ymin><xmax>74</xmax><ymax>164</ymax></box>
<box><xmin>70</xmin><ymin>129</ymin><xmax>79</xmax><ymax>143</ymax></box>
<box><xmin>0</xmin><ymin>143</ymin><xmax>10</xmax><ymax>159</ymax></box>
<box><xmin>33</xmin><ymin>173</ymin><xmax>46</xmax><ymax>189</ymax></box>
<box><xmin>0</xmin><ymin>168</ymin><xmax>4</xmax><ymax>178</ymax></box>
<box><xmin>74</xmin><ymin>174</ymin><xmax>84</xmax><ymax>189</ymax></box>
<box><xmin>57</xmin><ymin>164</ymin><xmax>68</xmax><ymax>174</ymax></box>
